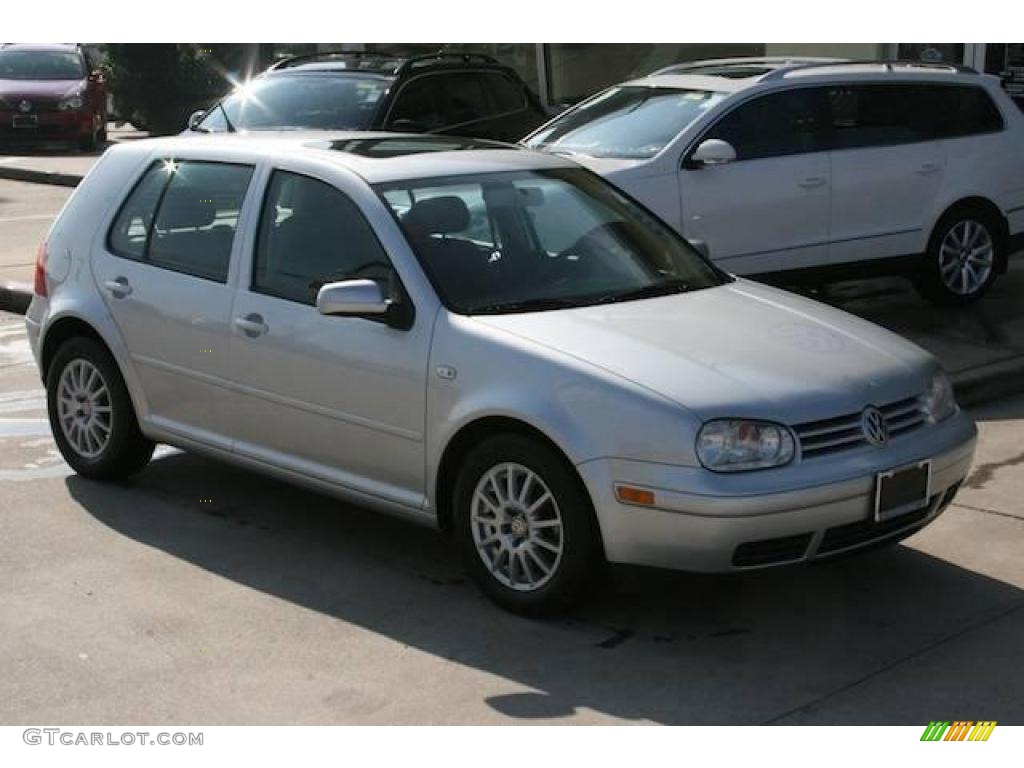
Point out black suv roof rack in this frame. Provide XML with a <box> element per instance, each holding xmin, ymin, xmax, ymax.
<box><xmin>268</xmin><ymin>49</ymin><xmax>408</xmax><ymax>71</ymax></box>
<box><xmin>268</xmin><ymin>49</ymin><xmax>500</xmax><ymax>74</ymax></box>
<box><xmin>396</xmin><ymin>51</ymin><xmax>500</xmax><ymax>74</ymax></box>
<box><xmin>760</xmin><ymin>59</ymin><xmax>978</xmax><ymax>81</ymax></box>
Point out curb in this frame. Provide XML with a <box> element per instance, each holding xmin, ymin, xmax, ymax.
<box><xmin>0</xmin><ymin>166</ymin><xmax>82</xmax><ymax>188</ymax></box>
<box><xmin>0</xmin><ymin>281</ymin><xmax>33</xmax><ymax>314</ymax></box>
<box><xmin>949</xmin><ymin>356</ymin><xmax>1024</xmax><ymax>407</ymax></box>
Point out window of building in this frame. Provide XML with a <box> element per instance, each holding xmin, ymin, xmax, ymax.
<box><xmin>253</xmin><ymin>170</ymin><xmax>393</xmax><ymax>305</ymax></box>
<box><xmin>704</xmin><ymin>88</ymin><xmax>829</xmax><ymax>160</ymax></box>
<box><xmin>109</xmin><ymin>160</ymin><xmax>253</xmax><ymax>283</ymax></box>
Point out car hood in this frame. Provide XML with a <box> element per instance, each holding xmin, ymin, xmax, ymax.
<box><xmin>471</xmin><ymin>279</ymin><xmax>934</xmax><ymax>425</ymax></box>
<box><xmin>0</xmin><ymin>78</ymin><xmax>84</xmax><ymax>101</ymax></box>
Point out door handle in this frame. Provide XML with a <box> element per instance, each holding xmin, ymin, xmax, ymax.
<box><xmin>798</xmin><ymin>177</ymin><xmax>827</xmax><ymax>189</ymax></box>
<box><xmin>104</xmin><ymin>276</ymin><xmax>132</xmax><ymax>298</ymax></box>
<box><xmin>916</xmin><ymin>162</ymin><xmax>941</xmax><ymax>174</ymax></box>
<box><xmin>233</xmin><ymin>313</ymin><xmax>268</xmax><ymax>338</ymax></box>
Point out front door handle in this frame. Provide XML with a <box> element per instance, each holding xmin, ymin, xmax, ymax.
<box><xmin>233</xmin><ymin>313</ymin><xmax>268</xmax><ymax>338</ymax></box>
<box><xmin>798</xmin><ymin>176</ymin><xmax>827</xmax><ymax>189</ymax></box>
<box><xmin>104</xmin><ymin>276</ymin><xmax>132</xmax><ymax>298</ymax></box>
<box><xmin>916</xmin><ymin>162</ymin><xmax>941</xmax><ymax>175</ymax></box>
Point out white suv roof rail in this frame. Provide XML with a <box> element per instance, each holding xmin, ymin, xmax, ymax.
<box><xmin>760</xmin><ymin>59</ymin><xmax>979</xmax><ymax>81</ymax></box>
<box><xmin>649</xmin><ymin>56</ymin><xmax>846</xmax><ymax>77</ymax></box>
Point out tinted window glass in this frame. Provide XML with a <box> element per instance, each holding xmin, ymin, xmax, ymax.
<box><xmin>434</xmin><ymin>73</ymin><xmax>492</xmax><ymax>128</ymax></box>
<box><xmin>525</xmin><ymin>87</ymin><xmax>726</xmax><ymax>159</ymax></box>
<box><xmin>829</xmin><ymin>85</ymin><xmax>932</xmax><ymax>148</ymax></box>
<box><xmin>705</xmin><ymin>88</ymin><xmax>827</xmax><ymax>160</ymax></box>
<box><xmin>147</xmin><ymin>161</ymin><xmax>253</xmax><ymax>282</ymax></box>
<box><xmin>387</xmin><ymin>77</ymin><xmax>443</xmax><ymax>130</ymax></box>
<box><xmin>377</xmin><ymin>169</ymin><xmax>726</xmax><ymax>315</ymax></box>
<box><xmin>254</xmin><ymin>171</ymin><xmax>393</xmax><ymax>305</ymax></box>
<box><xmin>951</xmin><ymin>86</ymin><xmax>1004</xmax><ymax>135</ymax></box>
<box><xmin>108</xmin><ymin>162</ymin><xmax>169</xmax><ymax>260</ymax></box>
<box><xmin>481</xmin><ymin>72</ymin><xmax>526</xmax><ymax>112</ymax></box>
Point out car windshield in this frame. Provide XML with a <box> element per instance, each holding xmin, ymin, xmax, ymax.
<box><xmin>377</xmin><ymin>168</ymin><xmax>728</xmax><ymax>315</ymax></box>
<box><xmin>525</xmin><ymin>86</ymin><xmax>726</xmax><ymax>159</ymax></box>
<box><xmin>198</xmin><ymin>74</ymin><xmax>392</xmax><ymax>131</ymax></box>
<box><xmin>0</xmin><ymin>50</ymin><xmax>85</xmax><ymax>80</ymax></box>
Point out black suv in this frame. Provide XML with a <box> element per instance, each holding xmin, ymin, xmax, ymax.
<box><xmin>186</xmin><ymin>50</ymin><xmax>549</xmax><ymax>142</ymax></box>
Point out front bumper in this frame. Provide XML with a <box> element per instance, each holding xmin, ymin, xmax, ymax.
<box><xmin>578</xmin><ymin>410</ymin><xmax>977</xmax><ymax>571</ymax></box>
<box><xmin>0</xmin><ymin>109</ymin><xmax>94</xmax><ymax>141</ymax></box>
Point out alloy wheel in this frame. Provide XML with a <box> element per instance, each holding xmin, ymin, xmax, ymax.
<box><xmin>470</xmin><ymin>462</ymin><xmax>564</xmax><ymax>592</ymax></box>
<box><xmin>938</xmin><ymin>219</ymin><xmax>994</xmax><ymax>296</ymax></box>
<box><xmin>56</xmin><ymin>358</ymin><xmax>112</xmax><ymax>459</ymax></box>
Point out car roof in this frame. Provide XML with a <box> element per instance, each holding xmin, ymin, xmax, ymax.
<box><xmin>619</xmin><ymin>57</ymin><xmax>987</xmax><ymax>93</ymax></box>
<box><xmin>0</xmin><ymin>43</ymin><xmax>81</xmax><ymax>53</ymax></box>
<box><xmin>114</xmin><ymin>131</ymin><xmax>577</xmax><ymax>184</ymax></box>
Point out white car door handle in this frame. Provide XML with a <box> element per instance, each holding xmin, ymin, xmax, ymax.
<box><xmin>104</xmin><ymin>277</ymin><xmax>132</xmax><ymax>298</ymax></box>
<box><xmin>798</xmin><ymin>177</ymin><xmax>827</xmax><ymax>189</ymax></box>
<box><xmin>233</xmin><ymin>313</ymin><xmax>268</xmax><ymax>337</ymax></box>
<box><xmin>916</xmin><ymin>163</ymin><xmax>941</xmax><ymax>174</ymax></box>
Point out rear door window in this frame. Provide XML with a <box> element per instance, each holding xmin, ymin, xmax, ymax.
<box><xmin>479</xmin><ymin>72</ymin><xmax>527</xmax><ymax>113</ymax></box>
<box><xmin>108</xmin><ymin>159</ymin><xmax>254</xmax><ymax>282</ymax></box>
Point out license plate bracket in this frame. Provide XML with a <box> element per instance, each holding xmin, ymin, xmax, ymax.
<box><xmin>874</xmin><ymin>460</ymin><xmax>931</xmax><ymax>522</ymax></box>
<box><xmin>12</xmin><ymin>114</ymin><xmax>39</xmax><ymax>128</ymax></box>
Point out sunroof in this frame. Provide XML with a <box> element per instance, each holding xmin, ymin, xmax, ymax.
<box><xmin>307</xmin><ymin>135</ymin><xmax>514</xmax><ymax>158</ymax></box>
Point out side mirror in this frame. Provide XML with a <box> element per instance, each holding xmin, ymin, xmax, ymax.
<box><xmin>187</xmin><ymin>110</ymin><xmax>206</xmax><ymax>131</ymax></box>
<box><xmin>316</xmin><ymin>279</ymin><xmax>389</xmax><ymax>317</ymax></box>
<box><xmin>689</xmin><ymin>138</ymin><xmax>736</xmax><ymax>168</ymax></box>
<box><xmin>688</xmin><ymin>239</ymin><xmax>710</xmax><ymax>259</ymax></box>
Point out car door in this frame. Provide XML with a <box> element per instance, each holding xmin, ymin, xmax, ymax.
<box><xmin>678</xmin><ymin>87</ymin><xmax>832</xmax><ymax>274</ymax></box>
<box><xmin>826</xmin><ymin>83</ymin><xmax>946</xmax><ymax>266</ymax></box>
<box><xmin>226</xmin><ymin>166</ymin><xmax>431</xmax><ymax>510</ymax></box>
<box><xmin>92</xmin><ymin>157</ymin><xmax>256</xmax><ymax>449</ymax></box>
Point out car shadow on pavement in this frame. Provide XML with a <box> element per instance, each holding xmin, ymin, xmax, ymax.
<box><xmin>66</xmin><ymin>451</ymin><xmax>1024</xmax><ymax>725</ymax></box>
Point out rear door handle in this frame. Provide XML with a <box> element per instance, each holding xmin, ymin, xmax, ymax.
<box><xmin>916</xmin><ymin>162</ymin><xmax>941</xmax><ymax>174</ymax></box>
<box><xmin>798</xmin><ymin>177</ymin><xmax>827</xmax><ymax>189</ymax></box>
<box><xmin>104</xmin><ymin>276</ymin><xmax>132</xmax><ymax>298</ymax></box>
<box><xmin>233</xmin><ymin>313</ymin><xmax>268</xmax><ymax>338</ymax></box>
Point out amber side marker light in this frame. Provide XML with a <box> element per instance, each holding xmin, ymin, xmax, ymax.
<box><xmin>33</xmin><ymin>240</ymin><xmax>48</xmax><ymax>297</ymax></box>
<box><xmin>615</xmin><ymin>484</ymin><xmax>656</xmax><ymax>507</ymax></box>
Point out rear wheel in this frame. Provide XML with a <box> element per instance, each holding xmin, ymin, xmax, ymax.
<box><xmin>46</xmin><ymin>337</ymin><xmax>154</xmax><ymax>480</ymax></box>
<box><xmin>453</xmin><ymin>434</ymin><xmax>601</xmax><ymax>616</ymax></box>
<box><xmin>915</xmin><ymin>208</ymin><xmax>1002</xmax><ymax>305</ymax></box>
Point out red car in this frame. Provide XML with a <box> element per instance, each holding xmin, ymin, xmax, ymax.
<box><xmin>0</xmin><ymin>43</ymin><xmax>107</xmax><ymax>151</ymax></box>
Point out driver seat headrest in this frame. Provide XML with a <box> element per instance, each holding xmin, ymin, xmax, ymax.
<box><xmin>402</xmin><ymin>196</ymin><xmax>470</xmax><ymax>238</ymax></box>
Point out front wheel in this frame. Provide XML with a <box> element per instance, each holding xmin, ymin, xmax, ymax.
<box><xmin>915</xmin><ymin>210</ymin><xmax>1002</xmax><ymax>305</ymax></box>
<box><xmin>453</xmin><ymin>434</ymin><xmax>601</xmax><ymax>616</ymax></box>
<box><xmin>46</xmin><ymin>337</ymin><xmax>154</xmax><ymax>480</ymax></box>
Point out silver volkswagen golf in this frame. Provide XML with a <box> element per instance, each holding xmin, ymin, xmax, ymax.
<box><xmin>26</xmin><ymin>133</ymin><xmax>977</xmax><ymax>614</ymax></box>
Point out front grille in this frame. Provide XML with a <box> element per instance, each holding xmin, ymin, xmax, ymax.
<box><xmin>794</xmin><ymin>395</ymin><xmax>927</xmax><ymax>459</ymax></box>
<box><xmin>733</xmin><ymin>532</ymin><xmax>813</xmax><ymax>567</ymax></box>
<box><xmin>818</xmin><ymin>498</ymin><xmax>936</xmax><ymax>554</ymax></box>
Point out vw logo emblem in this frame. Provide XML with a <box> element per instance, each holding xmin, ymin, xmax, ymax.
<box><xmin>18</xmin><ymin>100</ymin><xmax>32</xmax><ymax>113</ymax></box>
<box><xmin>861</xmin><ymin>406</ymin><xmax>889</xmax><ymax>447</ymax></box>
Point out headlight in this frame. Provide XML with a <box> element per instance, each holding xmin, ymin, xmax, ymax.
<box><xmin>923</xmin><ymin>370</ymin><xmax>956</xmax><ymax>424</ymax></box>
<box><xmin>696</xmin><ymin>419</ymin><xmax>795</xmax><ymax>472</ymax></box>
<box><xmin>58</xmin><ymin>94</ymin><xmax>84</xmax><ymax>111</ymax></box>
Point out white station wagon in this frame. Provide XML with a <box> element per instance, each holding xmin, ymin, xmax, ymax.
<box><xmin>27</xmin><ymin>133</ymin><xmax>977</xmax><ymax>613</ymax></box>
<box><xmin>525</xmin><ymin>58</ymin><xmax>1024</xmax><ymax>304</ymax></box>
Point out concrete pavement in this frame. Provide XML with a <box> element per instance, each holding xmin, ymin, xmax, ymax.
<box><xmin>0</xmin><ymin>308</ymin><xmax>1021</xmax><ymax>724</ymax></box>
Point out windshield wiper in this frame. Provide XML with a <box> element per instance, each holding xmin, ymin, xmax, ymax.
<box><xmin>467</xmin><ymin>297</ymin><xmax>590</xmax><ymax>315</ymax></box>
<box><xmin>592</xmin><ymin>279</ymin><xmax>693</xmax><ymax>305</ymax></box>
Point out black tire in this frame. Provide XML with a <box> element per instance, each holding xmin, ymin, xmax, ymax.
<box><xmin>46</xmin><ymin>337</ymin><xmax>154</xmax><ymax>480</ymax></box>
<box><xmin>452</xmin><ymin>433</ymin><xmax>601</xmax><ymax>616</ymax></box>
<box><xmin>914</xmin><ymin>206</ymin><xmax>1004</xmax><ymax>305</ymax></box>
